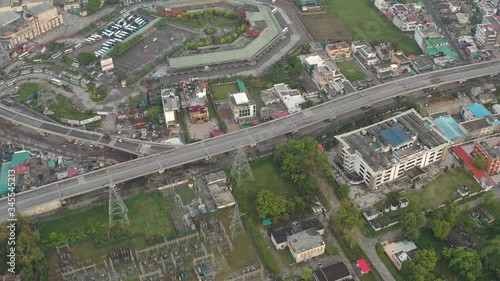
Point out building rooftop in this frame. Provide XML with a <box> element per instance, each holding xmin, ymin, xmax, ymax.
<box><xmin>207</xmin><ymin>183</ymin><xmax>235</xmax><ymax>209</ymax></box>
<box><xmin>336</xmin><ymin>109</ymin><xmax>451</xmax><ymax>171</ymax></box>
<box><xmin>305</xmin><ymin>55</ymin><xmax>324</xmax><ymax>67</ymax></box>
<box><xmin>26</xmin><ymin>3</ymin><xmax>54</xmax><ymax>15</ymax></box>
<box><xmin>460</xmin><ymin>118</ymin><xmax>490</xmax><ymax>132</ymax></box>
<box><xmin>0</xmin><ymin>11</ymin><xmax>20</xmax><ymax>26</ymax></box>
<box><xmin>479</xmin><ymin>137</ymin><xmax>500</xmax><ymax>158</ymax></box>
<box><xmin>432</xmin><ymin>115</ymin><xmax>465</xmax><ymax>140</ymax></box>
<box><xmin>168</xmin><ymin>3</ymin><xmax>281</xmax><ymax>69</ymax></box>
<box><xmin>467</xmin><ymin>103</ymin><xmax>491</xmax><ymax>118</ymax></box>
<box><xmin>271</xmin><ymin>217</ymin><xmax>324</xmax><ymax>244</ymax></box>
<box><xmin>161</xmin><ymin>88</ymin><xmax>179</xmax><ymax>112</ymax></box>
<box><xmin>203</xmin><ymin>170</ymin><xmax>227</xmax><ymax>184</ymax></box>
<box><xmin>287</xmin><ymin>228</ymin><xmax>325</xmax><ymax>253</ymax></box>
<box><xmin>232</xmin><ymin>92</ymin><xmax>250</xmax><ymax>105</ymax></box>
<box><xmin>394</xmin><ymin>54</ymin><xmax>410</xmax><ymax>63</ymax></box>
<box><xmin>313</xmin><ymin>261</ymin><xmax>352</xmax><ymax>281</ymax></box>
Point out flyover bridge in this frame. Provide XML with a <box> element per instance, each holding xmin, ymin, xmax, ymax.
<box><xmin>1</xmin><ymin>60</ymin><xmax>500</xmax><ymax>221</ymax></box>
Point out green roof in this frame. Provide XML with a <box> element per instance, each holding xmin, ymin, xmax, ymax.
<box><xmin>263</xmin><ymin>217</ymin><xmax>272</xmax><ymax>227</ymax></box>
<box><xmin>237</xmin><ymin>79</ymin><xmax>246</xmax><ymax>92</ymax></box>
<box><xmin>425</xmin><ymin>38</ymin><xmax>448</xmax><ymax>46</ymax></box>
<box><xmin>168</xmin><ymin>3</ymin><xmax>282</xmax><ymax>69</ymax></box>
<box><xmin>426</xmin><ymin>46</ymin><xmax>458</xmax><ymax>60</ymax></box>
<box><xmin>418</xmin><ymin>0</ymin><xmax>425</xmax><ymax>7</ymax></box>
<box><xmin>11</xmin><ymin>151</ymin><xmax>30</xmax><ymax>168</ymax></box>
<box><xmin>0</xmin><ymin>163</ymin><xmax>10</xmax><ymax>195</ymax></box>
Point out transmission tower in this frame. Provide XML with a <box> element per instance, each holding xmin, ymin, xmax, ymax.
<box><xmin>230</xmin><ymin>146</ymin><xmax>254</xmax><ymax>187</ymax></box>
<box><xmin>229</xmin><ymin>205</ymin><xmax>245</xmax><ymax>239</ymax></box>
<box><xmin>109</xmin><ymin>185</ymin><xmax>130</xmax><ymax>227</ymax></box>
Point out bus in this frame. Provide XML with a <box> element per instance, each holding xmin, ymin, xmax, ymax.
<box><xmin>85</xmin><ymin>38</ymin><xmax>94</xmax><ymax>44</ymax></box>
<box><xmin>64</xmin><ymin>49</ymin><xmax>74</xmax><ymax>54</ymax></box>
<box><xmin>115</xmin><ymin>34</ymin><xmax>123</xmax><ymax>40</ymax></box>
<box><xmin>282</xmin><ymin>27</ymin><xmax>289</xmax><ymax>34</ymax></box>
<box><xmin>127</xmin><ymin>15</ymin><xmax>135</xmax><ymax>21</ymax></box>
<box><xmin>33</xmin><ymin>59</ymin><xmax>42</xmax><ymax>63</ymax></box>
<box><xmin>272</xmin><ymin>8</ymin><xmax>278</xmax><ymax>14</ymax></box>
<box><xmin>52</xmin><ymin>52</ymin><xmax>62</xmax><ymax>59</ymax></box>
<box><xmin>18</xmin><ymin>52</ymin><xmax>29</xmax><ymax>60</ymax></box>
<box><xmin>120</xmin><ymin>8</ymin><xmax>127</xmax><ymax>14</ymax></box>
<box><xmin>51</xmin><ymin>78</ymin><xmax>63</xmax><ymax>85</ymax></box>
<box><xmin>70</xmin><ymin>78</ymin><xmax>80</xmax><ymax>85</ymax></box>
<box><xmin>1</xmin><ymin>99</ymin><xmax>13</xmax><ymax>106</ymax></box>
<box><xmin>7</xmin><ymin>79</ymin><xmax>16</xmax><ymax>86</ymax></box>
<box><xmin>94</xmin><ymin>34</ymin><xmax>102</xmax><ymax>40</ymax></box>
<box><xmin>63</xmin><ymin>84</ymin><xmax>72</xmax><ymax>91</ymax></box>
<box><xmin>20</xmin><ymin>68</ymin><xmax>32</xmax><ymax>75</ymax></box>
<box><xmin>80</xmin><ymin>83</ymin><xmax>88</xmax><ymax>91</ymax></box>
<box><xmin>139</xmin><ymin>22</ymin><xmax>147</xmax><ymax>28</ymax></box>
<box><xmin>74</xmin><ymin>43</ymin><xmax>82</xmax><ymax>50</ymax></box>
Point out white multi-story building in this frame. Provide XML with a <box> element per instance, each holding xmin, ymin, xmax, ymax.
<box><xmin>272</xmin><ymin>83</ymin><xmax>305</xmax><ymax>113</ymax></box>
<box><xmin>160</xmin><ymin>88</ymin><xmax>180</xmax><ymax>127</ymax></box>
<box><xmin>228</xmin><ymin>92</ymin><xmax>256</xmax><ymax>122</ymax></box>
<box><xmin>414</xmin><ymin>24</ymin><xmax>442</xmax><ymax>50</ymax></box>
<box><xmin>335</xmin><ymin>109</ymin><xmax>452</xmax><ymax>190</ymax></box>
<box><xmin>391</xmin><ymin>4</ymin><xmax>417</xmax><ymax>31</ymax></box>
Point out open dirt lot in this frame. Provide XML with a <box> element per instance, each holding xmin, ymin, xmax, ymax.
<box><xmin>301</xmin><ymin>15</ymin><xmax>351</xmax><ymax>41</ymax></box>
<box><xmin>113</xmin><ymin>24</ymin><xmax>193</xmax><ymax>73</ymax></box>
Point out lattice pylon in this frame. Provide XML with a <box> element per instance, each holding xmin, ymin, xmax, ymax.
<box><xmin>230</xmin><ymin>146</ymin><xmax>254</xmax><ymax>187</ymax></box>
<box><xmin>109</xmin><ymin>185</ymin><xmax>130</xmax><ymax>227</ymax></box>
<box><xmin>229</xmin><ymin>205</ymin><xmax>245</xmax><ymax>239</ymax></box>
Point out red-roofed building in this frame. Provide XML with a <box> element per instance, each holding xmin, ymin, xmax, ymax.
<box><xmin>131</xmin><ymin>109</ymin><xmax>146</xmax><ymax>129</ymax></box>
<box><xmin>451</xmin><ymin>146</ymin><xmax>495</xmax><ymax>186</ymax></box>
<box><xmin>356</xmin><ymin>259</ymin><xmax>371</xmax><ymax>274</ymax></box>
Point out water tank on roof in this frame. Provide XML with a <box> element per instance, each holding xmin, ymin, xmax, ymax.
<box><xmin>393</xmin><ymin>118</ymin><xmax>398</xmax><ymax>123</ymax></box>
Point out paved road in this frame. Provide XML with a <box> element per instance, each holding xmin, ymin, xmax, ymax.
<box><xmin>421</xmin><ymin>0</ymin><xmax>465</xmax><ymax>62</ymax></box>
<box><xmin>2</xmin><ymin>60</ymin><xmax>500</xmax><ymax>221</ymax></box>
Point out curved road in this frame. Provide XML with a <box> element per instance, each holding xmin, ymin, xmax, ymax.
<box><xmin>1</xmin><ymin>60</ymin><xmax>500</xmax><ymax>221</ymax></box>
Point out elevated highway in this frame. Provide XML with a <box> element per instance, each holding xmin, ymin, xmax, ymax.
<box><xmin>0</xmin><ymin>105</ymin><xmax>180</xmax><ymax>156</ymax></box>
<box><xmin>2</xmin><ymin>60</ymin><xmax>500</xmax><ymax>221</ymax></box>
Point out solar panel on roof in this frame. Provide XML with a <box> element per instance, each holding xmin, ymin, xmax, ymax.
<box><xmin>379</xmin><ymin>126</ymin><xmax>413</xmax><ymax>147</ymax></box>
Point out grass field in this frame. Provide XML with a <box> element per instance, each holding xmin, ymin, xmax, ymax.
<box><xmin>321</xmin><ymin>0</ymin><xmax>422</xmax><ymax>55</ymax></box>
<box><xmin>210</xmin><ymin>83</ymin><xmax>238</xmax><ymax>101</ymax></box>
<box><xmin>39</xmin><ymin>192</ymin><xmax>175</xmax><ymax>242</ymax></box>
<box><xmin>16</xmin><ymin>83</ymin><xmax>38</xmax><ymax>102</ymax></box>
<box><xmin>231</xmin><ymin>157</ymin><xmax>302</xmax><ymax>275</ymax></box>
<box><xmin>301</xmin><ymin>15</ymin><xmax>351</xmax><ymax>41</ymax></box>
<box><xmin>337</xmin><ymin>60</ymin><xmax>366</xmax><ymax>82</ymax></box>
<box><xmin>403</xmin><ymin>168</ymin><xmax>481</xmax><ymax>211</ymax></box>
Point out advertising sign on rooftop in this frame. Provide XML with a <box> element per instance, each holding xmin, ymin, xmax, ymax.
<box><xmin>101</xmin><ymin>58</ymin><xmax>114</xmax><ymax>72</ymax></box>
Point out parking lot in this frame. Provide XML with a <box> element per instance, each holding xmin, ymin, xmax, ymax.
<box><xmin>113</xmin><ymin>24</ymin><xmax>193</xmax><ymax>72</ymax></box>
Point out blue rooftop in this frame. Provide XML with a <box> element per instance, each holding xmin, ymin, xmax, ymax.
<box><xmin>467</xmin><ymin>103</ymin><xmax>491</xmax><ymax>118</ymax></box>
<box><xmin>433</xmin><ymin>116</ymin><xmax>465</xmax><ymax>140</ymax></box>
<box><xmin>379</xmin><ymin>126</ymin><xmax>413</xmax><ymax>147</ymax></box>
<box><xmin>492</xmin><ymin>120</ymin><xmax>500</xmax><ymax>125</ymax></box>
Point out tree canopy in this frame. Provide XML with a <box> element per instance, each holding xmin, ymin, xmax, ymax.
<box><xmin>402</xmin><ymin>211</ymin><xmax>426</xmax><ymax>241</ymax></box>
<box><xmin>301</xmin><ymin>268</ymin><xmax>313</xmax><ymax>280</ymax></box>
<box><xmin>480</xmin><ymin>235</ymin><xmax>500</xmax><ymax>278</ymax></box>
<box><xmin>336</xmin><ymin>183</ymin><xmax>350</xmax><ymax>200</ymax></box>
<box><xmin>335</xmin><ymin>200</ymin><xmax>361</xmax><ymax>233</ymax></box>
<box><xmin>85</xmin><ymin>0</ymin><xmax>102</xmax><ymax>14</ymax></box>
<box><xmin>430</xmin><ymin>201</ymin><xmax>458</xmax><ymax>240</ymax></box>
<box><xmin>443</xmin><ymin>247</ymin><xmax>483</xmax><ymax>281</ymax></box>
<box><xmin>402</xmin><ymin>249</ymin><xmax>440</xmax><ymax>281</ymax></box>
<box><xmin>76</xmin><ymin>52</ymin><xmax>97</xmax><ymax>66</ymax></box>
<box><xmin>256</xmin><ymin>190</ymin><xmax>293</xmax><ymax>221</ymax></box>
<box><xmin>274</xmin><ymin>136</ymin><xmax>330</xmax><ymax>184</ymax></box>
<box><xmin>473</xmin><ymin>154</ymin><xmax>486</xmax><ymax>169</ymax></box>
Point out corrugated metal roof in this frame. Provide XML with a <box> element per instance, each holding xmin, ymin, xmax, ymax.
<box><xmin>467</xmin><ymin>103</ymin><xmax>491</xmax><ymax>118</ymax></box>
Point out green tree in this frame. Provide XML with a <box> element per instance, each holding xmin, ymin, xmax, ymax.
<box><xmin>270</xmin><ymin>62</ymin><xmax>287</xmax><ymax>83</ymax></box>
<box><xmin>443</xmin><ymin>247</ymin><xmax>482</xmax><ymax>281</ymax></box>
<box><xmin>336</xmin><ymin>183</ymin><xmax>350</xmax><ymax>200</ymax></box>
<box><xmin>61</xmin><ymin>54</ymin><xmax>72</xmax><ymax>65</ymax></box>
<box><xmin>256</xmin><ymin>190</ymin><xmax>290</xmax><ymax>220</ymax></box>
<box><xmin>473</xmin><ymin>154</ymin><xmax>486</xmax><ymax>169</ymax></box>
<box><xmin>146</xmin><ymin>105</ymin><xmax>162</xmax><ymax>124</ymax></box>
<box><xmin>335</xmin><ymin>200</ymin><xmax>361</xmax><ymax>233</ymax></box>
<box><xmin>287</xmin><ymin>54</ymin><xmax>303</xmax><ymax>78</ymax></box>
<box><xmin>430</xmin><ymin>218</ymin><xmax>452</xmax><ymax>240</ymax></box>
<box><xmin>94</xmin><ymin>85</ymin><xmax>108</xmax><ymax>100</ymax></box>
<box><xmin>274</xmin><ymin>136</ymin><xmax>330</xmax><ymax>184</ymax></box>
<box><xmin>85</xmin><ymin>0</ymin><xmax>102</xmax><ymax>14</ymax></box>
<box><xmin>402</xmin><ymin>211</ymin><xmax>426</xmax><ymax>241</ymax></box>
<box><xmin>482</xmin><ymin>190</ymin><xmax>495</xmax><ymax>208</ymax></box>
<box><xmin>301</xmin><ymin>268</ymin><xmax>313</xmax><ymax>280</ymax></box>
<box><xmin>76</xmin><ymin>52</ymin><xmax>97</xmax><ymax>65</ymax></box>
<box><xmin>402</xmin><ymin>249</ymin><xmax>439</xmax><ymax>281</ymax></box>
<box><xmin>481</xmin><ymin>236</ymin><xmax>500</xmax><ymax>278</ymax></box>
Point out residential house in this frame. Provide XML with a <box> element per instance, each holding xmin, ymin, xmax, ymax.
<box><xmin>411</xmin><ymin>55</ymin><xmax>435</xmax><ymax>73</ymax></box>
<box><xmin>459</xmin><ymin>118</ymin><xmax>494</xmax><ymax>138</ymax></box>
<box><xmin>460</xmin><ymin>103</ymin><xmax>492</xmax><ymax>121</ymax></box>
<box><xmin>475</xmin><ymin>16</ymin><xmax>500</xmax><ymax>50</ymax></box>
<box><xmin>350</xmin><ymin>41</ymin><xmax>369</xmax><ymax>54</ymax></box>
<box><xmin>228</xmin><ymin>92</ymin><xmax>257</xmax><ymax>123</ymax></box>
<box><xmin>391</xmin><ymin>4</ymin><xmax>417</xmax><ymax>31</ymax></box>
<box><xmin>313</xmin><ymin>261</ymin><xmax>353</xmax><ymax>281</ymax></box>
<box><xmin>391</xmin><ymin>53</ymin><xmax>411</xmax><ymax>70</ymax></box>
<box><xmin>375</xmin><ymin>42</ymin><xmax>396</xmax><ymax>61</ymax></box>
<box><xmin>374</xmin><ymin>62</ymin><xmax>394</xmax><ymax>79</ymax></box>
<box><xmin>438</xmin><ymin>2</ymin><xmax>450</xmax><ymax>14</ymax></box>
<box><xmin>0</xmin><ymin>4</ymin><xmax>64</xmax><ymax>49</ymax></box>
<box><xmin>287</xmin><ymin>228</ymin><xmax>326</xmax><ymax>263</ymax></box>
<box><xmin>325</xmin><ymin>41</ymin><xmax>351</xmax><ymax>60</ymax></box>
<box><xmin>160</xmin><ymin>88</ymin><xmax>180</xmax><ymax>127</ymax></box>
<box><xmin>304</xmin><ymin>55</ymin><xmax>326</xmax><ymax>74</ymax></box>
<box><xmin>380</xmin><ymin>240</ymin><xmax>418</xmax><ymax>270</ymax></box>
<box><xmin>272</xmin><ymin>83</ymin><xmax>305</xmax><ymax>113</ymax></box>
<box><xmin>179</xmin><ymin>78</ymin><xmax>209</xmax><ymax>122</ymax></box>
<box><xmin>471</xmin><ymin>137</ymin><xmax>500</xmax><ymax>175</ymax></box>
<box><xmin>478</xmin><ymin>0</ymin><xmax>497</xmax><ymax>17</ymax></box>
<box><xmin>131</xmin><ymin>109</ymin><xmax>146</xmax><ymax>129</ymax></box>
<box><xmin>270</xmin><ymin>217</ymin><xmax>324</xmax><ymax>250</ymax></box>
<box><xmin>414</xmin><ymin>24</ymin><xmax>443</xmax><ymax>51</ymax></box>
<box><xmin>312</xmin><ymin>60</ymin><xmax>343</xmax><ymax>92</ymax></box>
